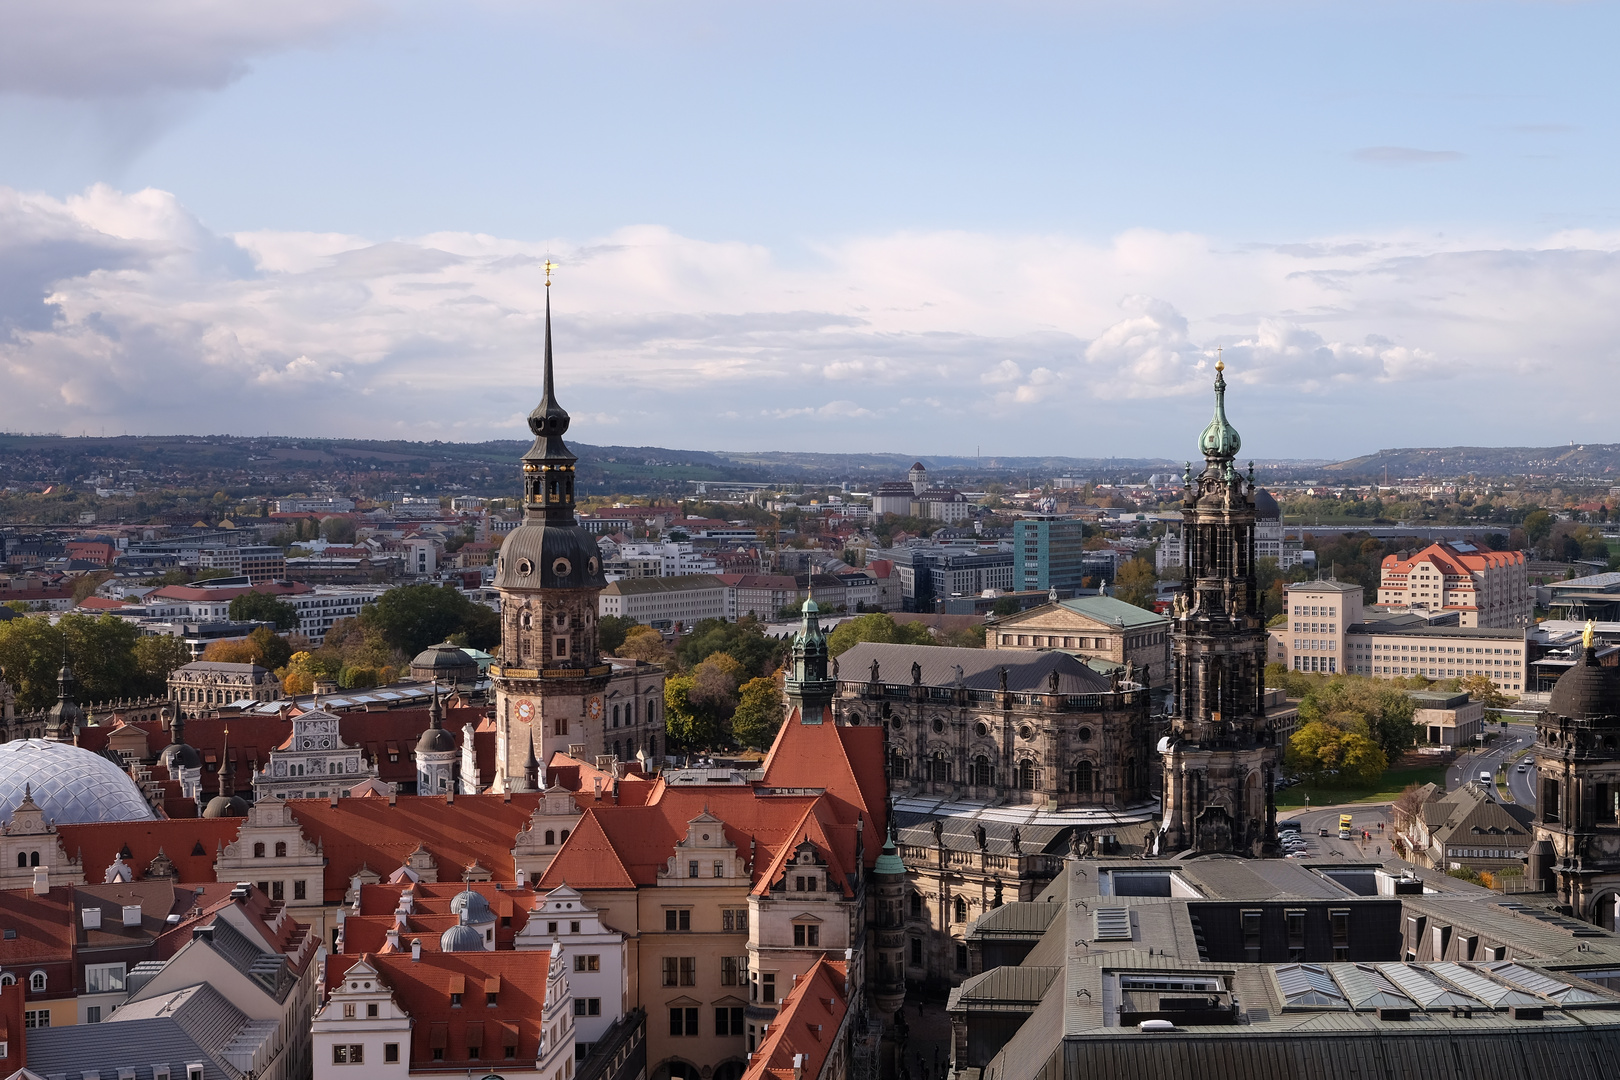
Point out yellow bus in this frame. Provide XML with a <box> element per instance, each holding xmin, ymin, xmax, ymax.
<box><xmin>1338</xmin><ymin>814</ymin><xmax>1353</xmax><ymax>840</ymax></box>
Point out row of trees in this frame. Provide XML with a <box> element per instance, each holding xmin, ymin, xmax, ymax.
<box><xmin>0</xmin><ymin>613</ymin><xmax>191</xmax><ymax>711</ymax></box>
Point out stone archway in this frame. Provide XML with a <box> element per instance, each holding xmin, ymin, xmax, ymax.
<box><xmin>1589</xmin><ymin>890</ymin><xmax>1620</xmax><ymax>931</ymax></box>
<box><xmin>650</xmin><ymin>1059</ymin><xmax>703</xmax><ymax>1080</ymax></box>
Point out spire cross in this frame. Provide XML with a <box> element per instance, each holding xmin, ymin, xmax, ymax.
<box><xmin>1215</xmin><ymin>346</ymin><xmax>1224</xmax><ymax>373</ymax></box>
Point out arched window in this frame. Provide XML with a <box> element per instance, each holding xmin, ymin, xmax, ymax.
<box><xmin>1072</xmin><ymin>760</ymin><xmax>1093</xmax><ymax>794</ymax></box>
<box><xmin>910</xmin><ymin>891</ymin><xmax>923</xmax><ymax>917</ymax></box>
<box><xmin>253</xmin><ymin>843</ymin><xmax>266</xmax><ymax>858</ymax></box>
<box><xmin>953</xmin><ymin>897</ymin><xmax>966</xmax><ymax>923</ymax></box>
<box><xmin>613</xmin><ymin>741</ymin><xmax>622</xmax><ymax>760</ymax></box>
<box><xmin>28</xmin><ymin>971</ymin><xmax>45</xmax><ymax>992</ymax></box>
<box><xmin>930</xmin><ymin>752</ymin><xmax>951</xmax><ymax>783</ymax></box>
<box><xmin>1018</xmin><ymin>761</ymin><xmax>1036</xmax><ymax>790</ymax></box>
<box><xmin>0</xmin><ymin>973</ymin><xmax>13</xmax><ymax>987</ymax></box>
<box><xmin>14</xmin><ymin>853</ymin><xmax>23</xmax><ymax>869</ymax></box>
<box><xmin>612</xmin><ymin>704</ymin><xmax>620</xmax><ymax>726</ymax></box>
<box><xmin>647</xmin><ymin>736</ymin><xmax>657</xmax><ymax>759</ymax></box>
<box><xmin>972</xmin><ymin>756</ymin><xmax>993</xmax><ymax>787</ymax></box>
<box><xmin>888</xmin><ymin>752</ymin><xmax>907</xmax><ymax>779</ymax></box>
<box><xmin>626</xmin><ymin>737</ymin><xmax>636</xmax><ymax>757</ymax></box>
<box><xmin>29</xmin><ymin>851</ymin><xmax>39</xmax><ymax>868</ymax></box>
<box><xmin>560</xmin><ymin>829</ymin><xmax>571</xmax><ymax>842</ymax></box>
<box><xmin>275</xmin><ymin>842</ymin><xmax>287</xmax><ymax>858</ymax></box>
<box><xmin>544</xmin><ymin>830</ymin><xmax>555</xmax><ymax>846</ymax></box>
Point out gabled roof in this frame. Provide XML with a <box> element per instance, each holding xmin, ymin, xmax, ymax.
<box><xmin>25</xmin><ymin>981</ymin><xmax>269</xmax><ymax>1080</ymax></box>
<box><xmin>328</xmin><ymin>950</ymin><xmax>552</xmax><ymax>1067</ymax></box>
<box><xmin>760</xmin><ymin>709</ymin><xmax>887</xmax><ymax>859</ymax></box>
<box><xmin>743</xmin><ymin>956</ymin><xmax>849</xmax><ymax>1080</ymax></box>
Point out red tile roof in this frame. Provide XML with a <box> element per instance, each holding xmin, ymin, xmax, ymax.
<box><xmin>286</xmin><ymin>795</ymin><xmax>545</xmax><ymax>902</ymax></box>
<box><xmin>0</xmin><ymin>886</ymin><xmax>76</xmax><ymax>968</ymax></box>
<box><xmin>342</xmin><ymin>882</ymin><xmax>538</xmax><ymax>953</ymax></box>
<box><xmin>760</xmin><ymin>710</ymin><xmax>887</xmax><ymax>862</ymax></box>
<box><xmin>329</xmin><ymin>950</ymin><xmax>552</xmax><ymax>1067</ymax></box>
<box><xmin>743</xmin><ymin>956</ymin><xmax>849</xmax><ymax>1080</ymax></box>
<box><xmin>58</xmin><ymin>819</ymin><xmax>246</xmax><ymax>885</ymax></box>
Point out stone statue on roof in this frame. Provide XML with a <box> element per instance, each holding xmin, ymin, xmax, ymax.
<box><xmin>1049</xmin><ymin>668</ymin><xmax>1061</xmax><ymax>695</ymax></box>
<box><xmin>870</xmin><ymin>658</ymin><xmax>881</xmax><ymax>683</ymax></box>
<box><xmin>911</xmin><ymin>661</ymin><xmax>922</xmax><ymax>685</ymax></box>
<box><xmin>998</xmin><ymin>667</ymin><xmax>1009</xmax><ymax>693</ymax></box>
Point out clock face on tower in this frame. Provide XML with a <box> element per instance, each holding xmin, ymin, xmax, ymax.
<box><xmin>516</xmin><ymin>700</ymin><xmax>535</xmax><ymax>723</ymax></box>
<box><xmin>587</xmin><ymin>697</ymin><xmax>604</xmax><ymax>721</ymax></box>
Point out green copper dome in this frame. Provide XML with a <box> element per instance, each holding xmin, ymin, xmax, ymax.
<box><xmin>1198</xmin><ymin>361</ymin><xmax>1241</xmax><ymax>461</ymax></box>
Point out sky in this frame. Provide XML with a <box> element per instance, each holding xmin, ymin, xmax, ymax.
<box><xmin>1</xmin><ymin>0</ymin><xmax>1618</xmax><ymax>463</ymax></box>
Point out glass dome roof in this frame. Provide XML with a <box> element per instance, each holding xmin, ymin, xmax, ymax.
<box><xmin>0</xmin><ymin>739</ymin><xmax>157</xmax><ymax>826</ymax></box>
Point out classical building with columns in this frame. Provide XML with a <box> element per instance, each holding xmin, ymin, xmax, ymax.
<box><xmin>487</xmin><ymin>285</ymin><xmax>665</xmax><ymax>790</ymax></box>
<box><xmin>1159</xmin><ymin>361</ymin><xmax>1284</xmax><ymax>857</ymax></box>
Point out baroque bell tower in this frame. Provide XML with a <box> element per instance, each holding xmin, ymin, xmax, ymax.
<box><xmin>1160</xmin><ymin>360</ymin><xmax>1281</xmax><ymax>855</ymax></box>
<box><xmin>489</xmin><ymin>268</ymin><xmax>612</xmax><ymax>791</ymax></box>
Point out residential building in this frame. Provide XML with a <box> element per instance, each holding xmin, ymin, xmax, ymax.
<box><xmin>598</xmin><ymin>576</ymin><xmax>730</xmax><ymax>629</ymax></box>
<box><xmin>719</xmin><ymin>574</ymin><xmax>800</xmax><ymax>621</ymax></box>
<box><xmin>1376</xmin><ymin>541</ymin><xmax>1531</xmax><ymax>628</ymax></box>
<box><xmin>1013</xmin><ymin>516</ymin><xmax>1087</xmax><ymax>595</ymax></box>
<box><xmin>168</xmin><ymin>661</ymin><xmax>283</xmax><ymax>716</ymax></box>
<box><xmin>1160</xmin><ymin>362</ymin><xmax>1284</xmax><ymax>857</ymax></box>
<box><xmin>987</xmin><ymin>595</ymin><xmax>1172</xmax><ymax>687</ymax></box>
<box><xmin>1396</xmin><ymin>780</ymin><xmax>1533</xmax><ymax>872</ymax></box>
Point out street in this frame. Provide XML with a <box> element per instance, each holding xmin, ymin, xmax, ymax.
<box><xmin>1279</xmin><ymin>805</ymin><xmax>1395</xmax><ymax>858</ymax></box>
<box><xmin>1444</xmin><ymin>722</ymin><xmax>1537</xmax><ymax>811</ymax></box>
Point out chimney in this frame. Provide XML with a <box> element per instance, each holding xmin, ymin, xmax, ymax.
<box><xmin>389</xmin><ymin>790</ymin><xmax>397</xmax><ymax>807</ymax></box>
<box><xmin>793</xmin><ymin>1052</ymin><xmax>805</xmax><ymax>1080</ymax></box>
<box><xmin>516</xmin><ymin>868</ymin><xmax>527</xmax><ymax>889</ymax></box>
<box><xmin>329</xmin><ymin>792</ymin><xmax>339</xmax><ymax>808</ymax></box>
<box><xmin>411</xmin><ymin>938</ymin><xmax>422</xmax><ymax>962</ymax></box>
<box><xmin>122</xmin><ymin>904</ymin><xmax>143</xmax><ymax>928</ymax></box>
<box><xmin>32</xmin><ymin>867</ymin><xmax>48</xmax><ymax>895</ymax></box>
<box><xmin>82</xmin><ymin>907</ymin><xmax>102</xmax><ymax>929</ymax></box>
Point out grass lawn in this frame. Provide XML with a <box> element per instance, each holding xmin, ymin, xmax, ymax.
<box><xmin>1274</xmin><ymin>764</ymin><xmax>1449</xmax><ymax>809</ymax></box>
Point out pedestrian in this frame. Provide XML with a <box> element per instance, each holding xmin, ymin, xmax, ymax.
<box><xmin>1377</xmin><ymin>846</ymin><xmax>1381</xmax><ymax>855</ymax></box>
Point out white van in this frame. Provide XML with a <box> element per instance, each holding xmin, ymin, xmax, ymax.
<box><xmin>1479</xmin><ymin>771</ymin><xmax>1493</xmax><ymax>785</ymax></box>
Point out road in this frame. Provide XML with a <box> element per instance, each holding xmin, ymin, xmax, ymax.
<box><xmin>1445</xmin><ymin>723</ymin><xmax>1538</xmax><ymax>811</ymax></box>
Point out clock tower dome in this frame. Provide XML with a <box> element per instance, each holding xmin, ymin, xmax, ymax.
<box><xmin>489</xmin><ymin>276</ymin><xmax>612</xmax><ymax>790</ymax></box>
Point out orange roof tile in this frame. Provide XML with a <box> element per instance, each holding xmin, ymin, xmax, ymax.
<box><xmin>760</xmin><ymin>710</ymin><xmax>887</xmax><ymax>863</ymax></box>
<box><xmin>58</xmin><ymin>819</ymin><xmax>245</xmax><ymax>884</ymax></box>
<box><xmin>329</xmin><ymin>950</ymin><xmax>551</xmax><ymax>1066</ymax></box>
<box><xmin>743</xmin><ymin>956</ymin><xmax>850</xmax><ymax>1080</ymax></box>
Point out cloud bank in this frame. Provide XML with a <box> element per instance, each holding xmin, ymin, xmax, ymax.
<box><xmin>3</xmin><ymin>184</ymin><xmax>1619</xmax><ymax>457</ymax></box>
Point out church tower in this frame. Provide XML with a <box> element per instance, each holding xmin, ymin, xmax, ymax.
<box><xmin>1160</xmin><ymin>361</ymin><xmax>1280</xmax><ymax>855</ymax></box>
<box><xmin>784</xmin><ymin>599</ymin><xmax>836</xmax><ymax>725</ymax></box>
<box><xmin>489</xmin><ymin>273</ymin><xmax>611</xmax><ymax>791</ymax></box>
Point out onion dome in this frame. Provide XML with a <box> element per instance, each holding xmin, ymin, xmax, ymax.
<box><xmin>449</xmin><ymin>887</ymin><xmax>493</xmax><ymax>925</ymax></box>
<box><xmin>415</xmin><ymin>687</ymin><xmax>456</xmax><ymax>755</ymax></box>
<box><xmin>1547</xmin><ymin>640</ymin><xmax>1620</xmax><ymax>723</ymax></box>
<box><xmin>1198</xmin><ymin>361</ymin><xmax>1241</xmax><ymax>462</ymax></box>
<box><xmin>47</xmin><ymin>661</ymin><xmax>86</xmax><ymax>737</ymax></box>
<box><xmin>161</xmin><ymin>707</ymin><xmax>203</xmax><ymax>772</ymax></box>
<box><xmin>202</xmin><ymin>739</ymin><xmax>251</xmax><ymax>818</ymax></box>
<box><xmin>440</xmin><ymin>903</ymin><xmax>487</xmax><ymax>952</ymax></box>
<box><xmin>873</xmin><ymin>825</ymin><xmax>906</xmax><ymax>877</ymax></box>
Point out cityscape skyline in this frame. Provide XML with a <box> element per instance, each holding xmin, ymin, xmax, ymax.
<box><xmin>3</xmin><ymin>2</ymin><xmax>1619</xmax><ymax>455</ymax></box>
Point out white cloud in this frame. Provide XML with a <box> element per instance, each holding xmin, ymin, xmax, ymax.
<box><xmin>0</xmin><ymin>0</ymin><xmax>377</xmax><ymax>98</ymax></box>
<box><xmin>5</xmin><ymin>183</ymin><xmax>1620</xmax><ymax>454</ymax></box>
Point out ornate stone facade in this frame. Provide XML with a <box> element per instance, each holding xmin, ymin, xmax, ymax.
<box><xmin>833</xmin><ymin>643</ymin><xmax>1151</xmax><ymax>811</ymax></box>
<box><xmin>1160</xmin><ymin>361</ymin><xmax>1282</xmax><ymax>856</ymax></box>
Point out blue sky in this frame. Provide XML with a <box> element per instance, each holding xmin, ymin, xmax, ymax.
<box><xmin>1</xmin><ymin>1</ymin><xmax>1617</xmax><ymax>461</ymax></box>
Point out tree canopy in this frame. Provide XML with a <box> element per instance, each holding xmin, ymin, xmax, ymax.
<box><xmin>1286</xmin><ymin>721</ymin><xmax>1387</xmax><ymax>786</ymax></box>
<box><xmin>228</xmin><ymin>591</ymin><xmax>301</xmax><ymax>631</ymax></box>
<box><xmin>1113</xmin><ymin>557</ymin><xmax>1159</xmax><ymax>611</ymax></box>
<box><xmin>731</xmin><ymin>676</ymin><xmax>784</xmax><ymax>749</ymax></box>
<box><xmin>676</xmin><ymin>618</ymin><xmax>784</xmax><ymax>679</ymax></box>
<box><xmin>0</xmin><ymin>613</ymin><xmax>156</xmax><ymax>710</ymax></box>
<box><xmin>359</xmin><ymin>584</ymin><xmax>499</xmax><ymax>656</ymax></box>
<box><xmin>826</xmin><ymin>613</ymin><xmax>933</xmax><ymax>657</ymax></box>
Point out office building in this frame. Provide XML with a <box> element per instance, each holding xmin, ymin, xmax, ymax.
<box><xmin>1013</xmin><ymin>516</ymin><xmax>1087</xmax><ymax>595</ymax></box>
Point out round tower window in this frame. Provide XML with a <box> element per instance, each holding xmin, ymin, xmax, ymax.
<box><xmin>516</xmin><ymin>558</ymin><xmax>534</xmax><ymax>576</ymax></box>
<box><xmin>932</xmin><ymin>718</ymin><xmax>944</xmax><ymax>733</ymax></box>
<box><xmin>1078</xmin><ymin>726</ymin><xmax>1093</xmax><ymax>742</ymax></box>
<box><xmin>974</xmin><ymin>721</ymin><xmax>989</xmax><ymax>737</ymax></box>
<box><xmin>587</xmin><ymin>556</ymin><xmax>600</xmax><ymax>574</ymax></box>
<box><xmin>1019</xmin><ymin>725</ymin><xmax>1033</xmax><ymax>740</ymax></box>
<box><xmin>552</xmin><ymin>557</ymin><xmax>572</xmax><ymax>577</ymax></box>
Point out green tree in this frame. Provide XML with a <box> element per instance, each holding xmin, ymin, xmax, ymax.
<box><xmin>228</xmin><ymin>591</ymin><xmax>301</xmax><ymax>631</ymax></box>
<box><xmin>619</xmin><ymin>626</ymin><xmax>675</xmax><ymax>669</ymax></box>
<box><xmin>1459</xmin><ymin>673</ymin><xmax>1517</xmax><ymax>720</ymax></box>
<box><xmin>663</xmin><ymin>674</ymin><xmax>713</xmax><ymax>750</ymax></box>
<box><xmin>1114</xmin><ymin>557</ymin><xmax>1159</xmax><ymax>610</ymax></box>
<box><xmin>598</xmin><ymin>615</ymin><xmax>640</xmax><ymax>656</ymax></box>
<box><xmin>71</xmin><ymin>571</ymin><xmax>113</xmax><ymax>604</ymax></box>
<box><xmin>1297</xmin><ymin>676</ymin><xmax>1416</xmax><ymax>761</ymax></box>
<box><xmin>732</xmin><ymin>676</ymin><xmax>785</xmax><ymax>748</ymax></box>
<box><xmin>0</xmin><ymin>617</ymin><xmax>67</xmax><ymax>710</ymax></box>
<box><xmin>940</xmin><ymin>625</ymin><xmax>987</xmax><ymax>649</ymax></box>
<box><xmin>320</xmin><ymin>516</ymin><xmax>358</xmax><ymax>544</ymax></box>
<box><xmin>991</xmin><ymin>596</ymin><xmax>1021</xmax><ymax>617</ymax></box>
<box><xmin>133</xmin><ymin>634</ymin><xmax>191</xmax><ymax>687</ymax></box>
<box><xmin>691</xmin><ymin>653</ymin><xmax>746</xmax><ymax>741</ymax></box>
<box><xmin>360</xmin><ymin>584</ymin><xmax>500</xmax><ymax>656</ymax></box>
<box><xmin>676</xmin><ymin>618</ymin><xmax>784</xmax><ymax>678</ymax></box>
<box><xmin>825</xmin><ymin>613</ymin><xmax>933</xmax><ymax>658</ymax></box>
<box><xmin>1286</xmin><ymin>721</ymin><xmax>1387</xmax><ymax>786</ymax></box>
<box><xmin>58</xmin><ymin>614</ymin><xmax>145</xmax><ymax>705</ymax></box>
<box><xmin>1523</xmin><ymin>509</ymin><xmax>1553</xmax><ymax>545</ymax></box>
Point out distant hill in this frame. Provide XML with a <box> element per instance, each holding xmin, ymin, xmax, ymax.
<box><xmin>1324</xmin><ymin>444</ymin><xmax>1620</xmax><ymax>479</ymax></box>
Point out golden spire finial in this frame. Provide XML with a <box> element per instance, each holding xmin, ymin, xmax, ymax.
<box><xmin>1585</xmin><ymin>618</ymin><xmax>1596</xmax><ymax>650</ymax></box>
<box><xmin>543</xmin><ymin>260</ymin><xmax>557</xmax><ymax>287</ymax></box>
<box><xmin>1215</xmin><ymin>346</ymin><xmax>1224</xmax><ymax>373</ymax></box>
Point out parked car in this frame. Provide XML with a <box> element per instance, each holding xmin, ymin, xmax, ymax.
<box><xmin>1318</xmin><ymin>828</ymin><xmax>1330</xmax><ymax>837</ymax></box>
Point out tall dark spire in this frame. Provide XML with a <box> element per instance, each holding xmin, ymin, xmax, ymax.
<box><xmin>785</xmin><ymin>600</ymin><xmax>836</xmax><ymax>724</ymax></box>
<box><xmin>521</xmin><ymin>267</ymin><xmax>579</xmax><ymax>524</ymax></box>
